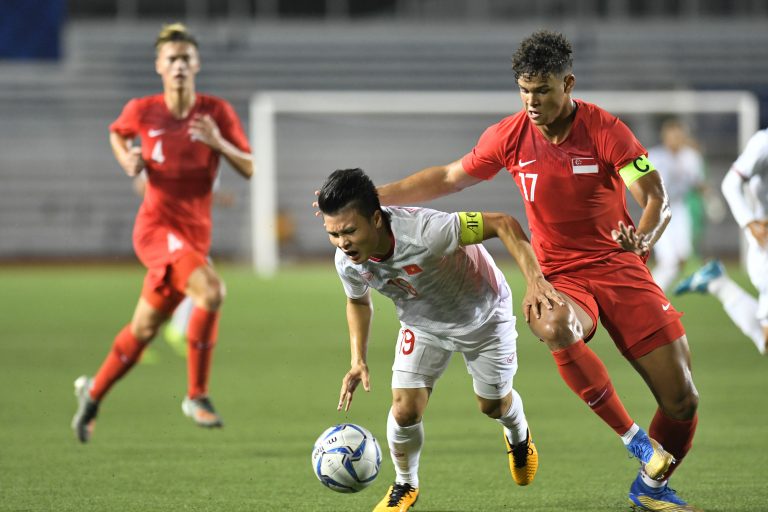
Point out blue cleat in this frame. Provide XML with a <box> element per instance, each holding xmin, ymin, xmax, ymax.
<box><xmin>626</xmin><ymin>428</ymin><xmax>674</xmax><ymax>480</ymax></box>
<box><xmin>629</xmin><ymin>473</ymin><xmax>701</xmax><ymax>511</ymax></box>
<box><xmin>674</xmin><ymin>260</ymin><xmax>724</xmax><ymax>295</ymax></box>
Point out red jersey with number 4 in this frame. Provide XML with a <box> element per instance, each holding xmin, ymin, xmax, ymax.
<box><xmin>461</xmin><ymin>99</ymin><xmax>647</xmax><ymax>276</ymax></box>
<box><xmin>110</xmin><ymin>94</ymin><xmax>250</xmax><ymax>268</ymax></box>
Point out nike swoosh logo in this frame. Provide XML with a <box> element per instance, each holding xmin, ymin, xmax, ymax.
<box><xmin>662</xmin><ymin>302</ymin><xmax>671</xmax><ymax>311</ymax></box>
<box><xmin>148</xmin><ymin>129</ymin><xmax>165</xmax><ymax>137</ymax></box>
<box><xmin>519</xmin><ymin>159</ymin><xmax>536</xmax><ymax>168</ymax></box>
<box><xmin>587</xmin><ymin>388</ymin><xmax>608</xmax><ymax>407</ymax></box>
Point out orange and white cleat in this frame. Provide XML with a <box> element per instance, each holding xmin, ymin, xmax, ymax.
<box><xmin>182</xmin><ymin>396</ymin><xmax>223</xmax><ymax>428</ymax></box>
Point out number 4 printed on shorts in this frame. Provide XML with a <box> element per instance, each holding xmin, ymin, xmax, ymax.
<box><xmin>167</xmin><ymin>232</ymin><xmax>184</xmax><ymax>253</ymax></box>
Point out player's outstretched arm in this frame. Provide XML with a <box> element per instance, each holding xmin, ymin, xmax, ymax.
<box><xmin>476</xmin><ymin>212</ymin><xmax>565</xmax><ymax>322</ymax></box>
<box><xmin>621</xmin><ymin>171</ymin><xmax>670</xmax><ymax>256</ymax></box>
<box><xmin>376</xmin><ymin>159</ymin><xmax>482</xmax><ymax>205</ymax></box>
<box><xmin>722</xmin><ymin>169</ymin><xmax>768</xmax><ymax>247</ymax></box>
<box><xmin>338</xmin><ymin>293</ymin><xmax>373</xmax><ymax>412</ymax></box>
<box><xmin>109</xmin><ymin>132</ymin><xmax>144</xmax><ymax>177</ymax></box>
<box><xmin>188</xmin><ymin>114</ymin><xmax>253</xmax><ymax>179</ymax></box>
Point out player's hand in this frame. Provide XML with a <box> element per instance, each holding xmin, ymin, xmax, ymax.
<box><xmin>313</xmin><ymin>190</ymin><xmax>322</xmax><ymax>217</ymax></box>
<box><xmin>122</xmin><ymin>147</ymin><xmax>145</xmax><ymax>177</ymax></box>
<box><xmin>611</xmin><ymin>221</ymin><xmax>650</xmax><ymax>257</ymax></box>
<box><xmin>522</xmin><ymin>275</ymin><xmax>565</xmax><ymax>323</ymax></box>
<box><xmin>338</xmin><ymin>363</ymin><xmax>370</xmax><ymax>412</ymax></box>
<box><xmin>189</xmin><ymin>114</ymin><xmax>223</xmax><ymax>151</ymax></box>
<box><xmin>747</xmin><ymin>220</ymin><xmax>768</xmax><ymax>247</ymax></box>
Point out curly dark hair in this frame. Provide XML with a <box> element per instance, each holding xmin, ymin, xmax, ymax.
<box><xmin>512</xmin><ymin>30</ymin><xmax>573</xmax><ymax>80</ymax></box>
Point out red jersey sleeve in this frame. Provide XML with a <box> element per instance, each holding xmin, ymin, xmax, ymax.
<box><xmin>594</xmin><ymin>110</ymin><xmax>647</xmax><ymax>171</ymax></box>
<box><xmin>461</xmin><ymin>123</ymin><xmax>505</xmax><ymax>180</ymax></box>
<box><xmin>214</xmin><ymin>99</ymin><xmax>251</xmax><ymax>153</ymax></box>
<box><xmin>109</xmin><ymin>98</ymin><xmax>141</xmax><ymax>138</ymax></box>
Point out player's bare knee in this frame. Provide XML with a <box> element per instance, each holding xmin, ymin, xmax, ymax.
<box><xmin>391</xmin><ymin>407</ymin><xmax>420</xmax><ymax>427</ymax></box>
<box><xmin>199</xmin><ymin>279</ymin><xmax>225</xmax><ymax>310</ymax></box>
<box><xmin>478</xmin><ymin>397</ymin><xmax>504</xmax><ymax>419</ymax></box>
<box><xmin>663</xmin><ymin>388</ymin><xmax>699</xmax><ymax>420</ymax></box>
<box><xmin>391</xmin><ymin>399</ymin><xmax>421</xmax><ymax>427</ymax></box>
<box><xmin>130</xmin><ymin>322</ymin><xmax>159</xmax><ymax>343</ymax></box>
<box><xmin>536</xmin><ymin>307</ymin><xmax>582</xmax><ymax>350</ymax></box>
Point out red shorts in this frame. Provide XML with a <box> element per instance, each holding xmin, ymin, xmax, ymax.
<box><xmin>141</xmin><ymin>250</ymin><xmax>207</xmax><ymax>314</ymax></box>
<box><xmin>547</xmin><ymin>251</ymin><xmax>686</xmax><ymax>360</ymax></box>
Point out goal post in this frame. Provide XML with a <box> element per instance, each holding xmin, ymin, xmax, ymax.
<box><xmin>250</xmin><ymin>90</ymin><xmax>760</xmax><ymax>276</ymax></box>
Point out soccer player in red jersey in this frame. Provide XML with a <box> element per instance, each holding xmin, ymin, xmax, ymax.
<box><xmin>376</xmin><ymin>31</ymin><xmax>700</xmax><ymax>511</ymax></box>
<box><xmin>71</xmin><ymin>23</ymin><xmax>253</xmax><ymax>443</ymax></box>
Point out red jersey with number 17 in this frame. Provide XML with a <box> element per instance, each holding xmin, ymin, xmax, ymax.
<box><xmin>110</xmin><ymin>94</ymin><xmax>250</xmax><ymax>269</ymax></box>
<box><xmin>461</xmin><ymin>99</ymin><xmax>647</xmax><ymax>276</ymax></box>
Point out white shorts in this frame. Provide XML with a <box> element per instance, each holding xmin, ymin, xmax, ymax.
<box><xmin>391</xmin><ymin>296</ymin><xmax>518</xmax><ymax>400</ymax></box>
<box><xmin>746</xmin><ymin>235</ymin><xmax>768</xmax><ymax>325</ymax></box>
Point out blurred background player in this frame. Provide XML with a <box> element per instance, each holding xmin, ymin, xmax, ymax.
<box><xmin>376</xmin><ymin>30</ymin><xmax>699</xmax><ymax>511</ymax></box>
<box><xmin>132</xmin><ymin>170</ymin><xmax>236</xmax><ymax>357</ymax></box>
<box><xmin>318</xmin><ymin>168</ymin><xmax>560</xmax><ymax>512</ymax></box>
<box><xmin>71</xmin><ymin>22</ymin><xmax>253</xmax><ymax>443</ymax></box>
<box><xmin>648</xmin><ymin>118</ymin><xmax>707</xmax><ymax>291</ymax></box>
<box><xmin>676</xmin><ymin>128</ymin><xmax>768</xmax><ymax>355</ymax></box>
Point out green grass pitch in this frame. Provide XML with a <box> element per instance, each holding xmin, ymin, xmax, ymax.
<box><xmin>1</xmin><ymin>261</ymin><xmax>767</xmax><ymax>511</ymax></box>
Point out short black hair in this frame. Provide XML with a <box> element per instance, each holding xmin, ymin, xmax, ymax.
<box><xmin>512</xmin><ymin>30</ymin><xmax>573</xmax><ymax>80</ymax></box>
<box><xmin>318</xmin><ymin>168</ymin><xmax>382</xmax><ymax>219</ymax></box>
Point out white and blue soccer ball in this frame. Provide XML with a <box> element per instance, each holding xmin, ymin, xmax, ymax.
<box><xmin>311</xmin><ymin>423</ymin><xmax>382</xmax><ymax>493</ymax></box>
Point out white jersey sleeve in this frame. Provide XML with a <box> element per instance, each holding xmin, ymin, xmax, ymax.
<box><xmin>723</xmin><ymin>129</ymin><xmax>768</xmax><ymax>227</ymax></box>
<box><xmin>418</xmin><ymin>209</ymin><xmax>461</xmax><ymax>258</ymax></box>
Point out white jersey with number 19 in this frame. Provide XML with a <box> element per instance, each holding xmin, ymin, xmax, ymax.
<box><xmin>335</xmin><ymin>206</ymin><xmax>512</xmax><ymax>337</ymax></box>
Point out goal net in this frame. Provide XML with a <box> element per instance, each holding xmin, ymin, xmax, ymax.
<box><xmin>249</xmin><ymin>90</ymin><xmax>759</xmax><ymax>276</ymax></box>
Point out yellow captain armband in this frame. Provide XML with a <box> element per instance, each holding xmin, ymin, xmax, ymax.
<box><xmin>618</xmin><ymin>155</ymin><xmax>657</xmax><ymax>188</ymax></box>
<box><xmin>458</xmin><ymin>211</ymin><xmax>484</xmax><ymax>245</ymax></box>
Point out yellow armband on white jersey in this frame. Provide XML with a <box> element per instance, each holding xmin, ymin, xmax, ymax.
<box><xmin>619</xmin><ymin>155</ymin><xmax>657</xmax><ymax>188</ymax></box>
<box><xmin>458</xmin><ymin>211</ymin><xmax>484</xmax><ymax>245</ymax></box>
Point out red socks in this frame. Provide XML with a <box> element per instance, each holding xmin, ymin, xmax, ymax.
<box><xmin>649</xmin><ymin>408</ymin><xmax>698</xmax><ymax>479</ymax></box>
<box><xmin>90</xmin><ymin>325</ymin><xmax>147</xmax><ymax>401</ymax></box>
<box><xmin>552</xmin><ymin>340</ymin><xmax>634</xmax><ymax>435</ymax></box>
<box><xmin>187</xmin><ymin>307</ymin><xmax>219</xmax><ymax>399</ymax></box>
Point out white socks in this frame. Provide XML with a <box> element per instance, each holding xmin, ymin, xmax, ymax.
<box><xmin>709</xmin><ymin>275</ymin><xmax>766</xmax><ymax>354</ymax></box>
<box><xmin>387</xmin><ymin>408</ymin><xmax>424</xmax><ymax>488</ymax></box>
<box><xmin>496</xmin><ymin>388</ymin><xmax>529</xmax><ymax>445</ymax></box>
<box><xmin>640</xmin><ymin>469</ymin><xmax>666</xmax><ymax>488</ymax></box>
<box><xmin>621</xmin><ymin>423</ymin><xmax>641</xmax><ymax>446</ymax></box>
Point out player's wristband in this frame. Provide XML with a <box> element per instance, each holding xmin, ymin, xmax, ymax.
<box><xmin>618</xmin><ymin>155</ymin><xmax>657</xmax><ymax>188</ymax></box>
<box><xmin>458</xmin><ymin>211</ymin><xmax>484</xmax><ymax>245</ymax></box>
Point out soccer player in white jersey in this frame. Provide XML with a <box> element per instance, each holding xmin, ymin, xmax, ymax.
<box><xmin>649</xmin><ymin>119</ymin><xmax>706</xmax><ymax>291</ymax></box>
<box><xmin>676</xmin><ymin>128</ymin><xmax>768</xmax><ymax>355</ymax></box>
<box><xmin>318</xmin><ymin>168</ymin><xmax>563</xmax><ymax>512</ymax></box>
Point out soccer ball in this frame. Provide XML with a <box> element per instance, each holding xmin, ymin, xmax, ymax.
<box><xmin>311</xmin><ymin>423</ymin><xmax>382</xmax><ymax>493</ymax></box>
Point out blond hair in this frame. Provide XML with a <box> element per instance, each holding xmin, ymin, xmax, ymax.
<box><xmin>155</xmin><ymin>23</ymin><xmax>198</xmax><ymax>52</ymax></box>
